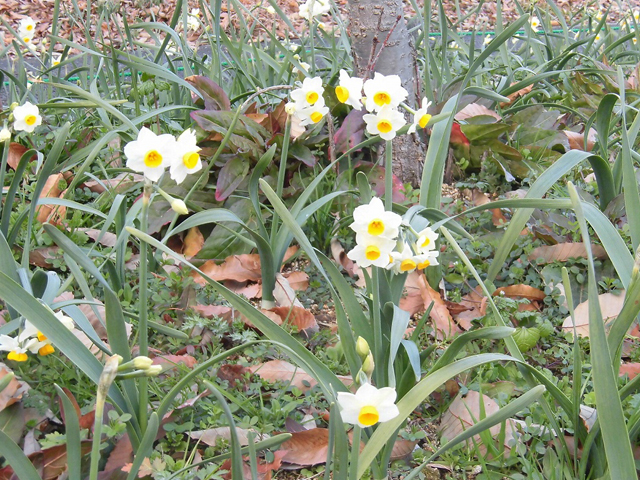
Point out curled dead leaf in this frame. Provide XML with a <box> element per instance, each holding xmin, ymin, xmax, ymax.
<box><xmin>493</xmin><ymin>284</ymin><xmax>546</xmax><ymax>301</ymax></box>
<box><xmin>528</xmin><ymin>243</ymin><xmax>607</xmax><ymax>263</ymax></box>
<box><xmin>561</xmin><ymin>291</ymin><xmax>626</xmax><ymax>337</ymax></box>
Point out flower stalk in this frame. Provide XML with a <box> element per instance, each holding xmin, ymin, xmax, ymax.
<box><xmin>138</xmin><ymin>178</ymin><xmax>152</xmax><ymax>432</ymax></box>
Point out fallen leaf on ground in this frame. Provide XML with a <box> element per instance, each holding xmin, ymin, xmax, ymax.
<box><xmin>455</xmin><ymin>103</ymin><xmax>502</xmax><ymax>121</ymax></box>
<box><xmin>330</xmin><ymin>238</ymin><xmax>358</xmax><ymax>277</ymax></box>
<box><xmin>467</xmin><ymin>189</ymin><xmax>508</xmax><ymax>227</ymax></box>
<box><xmin>390</xmin><ymin>438</ymin><xmax>418</xmax><ymax>461</ymax></box>
<box><xmin>7</xmin><ymin>142</ymin><xmax>35</xmax><ymax>170</ymax></box>
<box><xmin>183</xmin><ymin>227</ymin><xmax>204</xmax><ymax>257</ymax></box>
<box><xmin>194</xmin><ymin>254</ymin><xmax>262</xmax><ymax>285</ymax></box>
<box><xmin>283</xmin><ymin>271</ymin><xmax>309</xmax><ymax>291</ymax></box>
<box><xmin>192</xmin><ymin>304</ymin><xmax>239</xmax><ymax>324</ymax></box>
<box><xmin>76</xmin><ymin>228</ymin><xmax>117</xmax><ymax>247</ymax></box>
<box><xmin>249</xmin><ymin>360</ymin><xmax>351</xmax><ymax>392</ymax></box>
<box><xmin>152</xmin><ymin>354</ymin><xmax>198</xmax><ymax>370</ymax></box>
<box><xmin>564</xmin><ymin>129</ymin><xmax>596</xmax><ymax>151</ymax></box>
<box><xmin>0</xmin><ymin>364</ymin><xmax>28</xmax><ymax>412</ymax></box>
<box><xmin>400</xmin><ymin>272</ymin><xmax>460</xmax><ymax>339</ymax></box>
<box><xmin>29</xmin><ymin>246</ymin><xmax>62</xmax><ymax>268</ymax></box>
<box><xmin>499</xmin><ymin>84</ymin><xmax>533</xmax><ymax>107</ymax></box>
<box><xmin>493</xmin><ymin>284</ymin><xmax>546</xmax><ymax>301</ymax></box>
<box><xmin>217</xmin><ymin>364</ymin><xmax>250</xmax><ymax>389</ymax></box>
<box><xmin>280</xmin><ymin>428</ymin><xmax>329</xmax><ymax>466</ymax></box>
<box><xmin>0</xmin><ymin>442</ymin><xmax>92</xmax><ymax>480</ymax></box>
<box><xmin>268</xmin><ymin>306</ymin><xmax>318</xmax><ymax>333</ymax></box>
<box><xmin>620</xmin><ymin>363</ymin><xmax>640</xmax><ymax>380</ymax></box>
<box><xmin>83</xmin><ymin>172</ymin><xmax>144</xmax><ymax>194</ymax></box>
<box><xmin>528</xmin><ymin>243</ymin><xmax>607</xmax><ymax>263</ymax></box>
<box><xmin>454</xmin><ymin>288</ymin><xmax>488</xmax><ymax>330</ymax></box>
<box><xmin>189</xmin><ymin>427</ymin><xmax>268</xmax><ymax>447</ymax></box>
<box><xmin>36</xmin><ymin>173</ymin><xmax>64</xmax><ymax>224</ymax></box>
<box><xmin>439</xmin><ymin>390</ymin><xmax>516</xmax><ymax>455</ymax></box>
<box><xmin>561</xmin><ymin>291</ymin><xmax>626</xmax><ymax>337</ymax></box>
<box><xmin>273</xmin><ymin>273</ymin><xmax>303</xmax><ymax>307</ymax></box>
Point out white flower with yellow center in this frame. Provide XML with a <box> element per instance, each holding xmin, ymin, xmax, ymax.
<box><xmin>350</xmin><ymin>196</ymin><xmax>402</xmax><ymax>239</ymax></box>
<box><xmin>416</xmin><ymin>227</ymin><xmax>439</xmax><ymax>253</ymax></box>
<box><xmin>632</xmin><ymin>29</ymin><xmax>638</xmax><ymax>44</ymax></box>
<box><xmin>530</xmin><ymin>16</ymin><xmax>541</xmax><ymax>30</ymax></box>
<box><xmin>387</xmin><ymin>243</ymin><xmax>421</xmax><ymax>274</ymax></box>
<box><xmin>52</xmin><ymin>53</ymin><xmax>62</xmax><ymax>66</ymax></box>
<box><xmin>187</xmin><ymin>8</ymin><xmax>200</xmax><ymax>31</ymax></box>
<box><xmin>363</xmin><ymin>72</ymin><xmax>408</xmax><ymax>112</ymax></box>
<box><xmin>634</xmin><ymin>10</ymin><xmax>640</xmax><ymax>23</ymax></box>
<box><xmin>335</xmin><ymin>69</ymin><xmax>363</xmax><ymax>110</ymax></box>
<box><xmin>0</xmin><ymin>335</ymin><xmax>36</xmax><ymax>362</ymax></box>
<box><xmin>408</xmin><ymin>97</ymin><xmax>432</xmax><ymax>134</ymax></box>
<box><xmin>170</xmin><ymin>129</ymin><xmax>202</xmax><ymax>184</ymax></box>
<box><xmin>290</xmin><ymin>76</ymin><xmax>324</xmax><ymax>107</ymax></box>
<box><xmin>363</xmin><ymin>105</ymin><xmax>406</xmax><ymax>141</ymax></box>
<box><xmin>295</xmin><ymin>102</ymin><xmax>329</xmax><ymax>127</ymax></box>
<box><xmin>416</xmin><ymin>251</ymin><xmax>439</xmax><ymax>270</ymax></box>
<box><xmin>18</xmin><ymin>17</ymin><xmax>36</xmax><ymax>37</ymax></box>
<box><xmin>347</xmin><ymin>233</ymin><xmax>396</xmax><ymax>268</ymax></box>
<box><xmin>13</xmin><ymin>102</ymin><xmax>42</xmax><ymax>133</ymax></box>
<box><xmin>483</xmin><ymin>35</ymin><xmax>492</xmax><ymax>45</ymax></box>
<box><xmin>337</xmin><ymin>383</ymin><xmax>399</xmax><ymax>428</ymax></box>
<box><xmin>124</xmin><ymin>127</ymin><xmax>177</xmax><ymax>182</ymax></box>
<box><xmin>298</xmin><ymin>0</ymin><xmax>330</xmax><ymax>21</ymax></box>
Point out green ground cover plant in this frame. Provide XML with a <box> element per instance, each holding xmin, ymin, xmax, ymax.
<box><xmin>2</xmin><ymin>0</ymin><xmax>640</xmax><ymax>478</ymax></box>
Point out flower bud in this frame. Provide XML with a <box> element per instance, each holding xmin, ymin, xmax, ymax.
<box><xmin>0</xmin><ymin>128</ymin><xmax>10</xmax><ymax>142</ymax></box>
<box><xmin>171</xmin><ymin>199</ymin><xmax>189</xmax><ymax>215</ymax></box>
<box><xmin>133</xmin><ymin>356</ymin><xmax>154</xmax><ymax>370</ymax></box>
<box><xmin>362</xmin><ymin>351</ymin><xmax>375</xmax><ymax>377</ymax></box>
<box><xmin>285</xmin><ymin>103</ymin><xmax>297</xmax><ymax>115</ymax></box>
<box><xmin>355</xmin><ymin>336</ymin><xmax>370</xmax><ymax>359</ymax></box>
<box><xmin>146</xmin><ymin>365</ymin><xmax>163</xmax><ymax>377</ymax></box>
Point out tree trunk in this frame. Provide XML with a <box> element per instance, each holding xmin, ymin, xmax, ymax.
<box><xmin>347</xmin><ymin>0</ymin><xmax>425</xmax><ymax>187</ymax></box>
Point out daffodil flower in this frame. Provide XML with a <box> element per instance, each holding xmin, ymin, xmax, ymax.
<box><xmin>170</xmin><ymin>129</ymin><xmax>202</xmax><ymax>184</ymax></box>
<box><xmin>530</xmin><ymin>16</ymin><xmax>541</xmax><ymax>30</ymax></box>
<box><xmin>0</xmin><ymin>335</ymin><xmax>35</xmax><ymax>362</ymax></box>
<box><xmin>416</xmin><ymin>251</ymin><xmax>439</xmax><ymax>270</ymax></box>
<box><xmin>337</xmin><ymin>383</ymin><xmax>400</xmax><ymax>428</ymax></box>
<box><xmin>13</xmin><ymin>102</ymin><xmax>42</xmax><ymax>133</ymax></box>
<box><xmin>290</xmin><ymin>76</ymin><xmax>325</xmax><ymax>108</ymax></box>
<box><xmin>350</xmin><ymin>196</ymin><xmax>401</xmax><ymax>239</ymax></box>
<box><xmin>407</xmin><ymin>97</ymin><xmax>432</xmax><ymax>134</ymax></box>
<box><xmin>363</xmin><ymin>72</ymin><xmax>408</xmax><ymax>112</ymax></box>
<box><xmin>124</xmin><ymin>127</ymin><xmax>178</xmax><ymax>182</ymax></box>
<box><xmin>298</xmin><ymin>0</ymin><xmax>330</xmax><ymax>21</ymax></box>
<box><xmin>295</xmin><ymin>102</ymin><xmax>329</xmax><ymax>126</ymax></box>
<box><xmin>347</xmin><ymin>233</ymin><xmax>396</xmax><ymax>268</ymax></box>
<box><xmin>415</xmin><ymin>227</ymin><xmax>439</xmax><ymax>253</ymax></box>
<box><xmin>335</xmin><ymin>69</ymin><xmax>363</xmax><ymax>110</ymax></box>
<box><xmin>387</xmin><ymin>242</ymin><xmax>422</xmax><ymax>274</ymax></box>
<box><xmin>363</xmin><ymin>105</ymin><xmax>406</xmax><ymax>141</ymax></box>
<box><xmin>18</xmin><ymin>17</ymin><xmax>36</xmax><ymax>38</ymax></box>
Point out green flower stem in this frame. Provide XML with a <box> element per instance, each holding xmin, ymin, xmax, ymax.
<box><xmin>138</xmin><ymin>179</ymin><xmax>152</xmax><ymax>433</ymax></box>
<box><xmin>371</xmin><ymin>268</ymin><xmax>383</xmax><ymax>386</ymax></box>
<box><xmin>270</xmin><ymin>114</ymin><xmax>292</xmax><ymax>247</ymax></box>
<box><xmin>385</xmin><ymin>140</ymin><xmax>393</xmax><ymax>211</ymax></box>
<box><xmin>349</xmin><ymin>426</ymin><xmax>361</xmax><ymax>479</ymax></box>
<box><xmin>89</xmin><ymin>356</ymin><xmax>120</xmax><ymax>480</ymax></box>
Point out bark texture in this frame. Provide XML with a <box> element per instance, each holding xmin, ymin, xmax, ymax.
<box><xmin>347</xmin><ymin>0</ymin><xmax>425</xmax><ymax>187</ymax></box>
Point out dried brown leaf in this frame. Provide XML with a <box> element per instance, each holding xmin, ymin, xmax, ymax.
<box><xmin>455</xmin><ymin>103</ymin><xmax>502</xmax><ymax>121</ymax></box>
<box><xmin>528</xmin><ymin>242</ymin><xmax>607</xmax><ymax>263</ymax></box>
<box><xmin>183</xmin><ymin>227</ymin><xmax>204</xmax><ymax>258</ymax></box>
<box><xmin>493</xmin><ymin>284</ymin><xmax>546</xmax><ymax>301</ymax></box>
<box><xmin>280</xmin><ymin>428</ymin><xmax>330</xmax><ymax>466</ymax></box>
<box><xmin>562</xmin><ymin>291</ymin><xmax>626</xmax><ymax>337</ymax></box>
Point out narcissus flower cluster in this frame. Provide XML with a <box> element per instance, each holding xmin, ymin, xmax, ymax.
<box><xmin>298</xmin><ymin>0</ymin><xmax>330</xmax><ymax>21</ymax></box>
<box><xmin>286</xmin><ymin>70</ymin><xmax>432</xmax><ymax>141</ymax></box>
<box><xmin>124</xmin><ymin>127</ymin><xmax>202</xmax><ymax>184</ymax></box>
<box><xmin>0</xmin><ymin>311</ymin><xmax>75</xmax><ymax>362</ymax></box>
<box><xmin>17</xmin><ymin>16</ymin><xmax>37</xmax><ymax>48</ymax></box>
<box><xmin>346</xmin><ymin>197</ymin><xmax>440</xmax><ymax>272</ymax></box>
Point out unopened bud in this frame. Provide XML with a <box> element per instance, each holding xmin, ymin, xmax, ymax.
<box><xmin>362</xmin><ymin>351</ymin><xmax>375</xmax><ymax>377</ymax></box>
<box><xmin>355</xmin><ymin>336</ymin><xmax>370</xmax><ymax>359</ymax></box>
<box><xmin>171</xmin><ymin>199</ymin><xmax>189</xmax><ymax>215</ymax></box>
<box><xmin>146</xmin><ymin>365</ymin><xmax>163</xmax><ymax>377</ymax></box>
<box><xmin>0</xmin><ymin>128</ymin><xmax>11</xmax><ymax>142</ymax></box>
<box><xmin>9</xmin><ymin>102</ymin><xmax>19</xmax><ymax>112</ymax></box>
<box><xmin>265</xmin><ymin>5</ymin><xmax>275</xmax><ymax>14</ymax></box>
<box><xmin>285</xmin><ymin>103</ymin><xmax>297</xmax><ymax>115</ymax></box>
<box><xmin>133</xmin><ymin>356</ymin><xmax>154</xmax><ymax>370</ymax></box>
